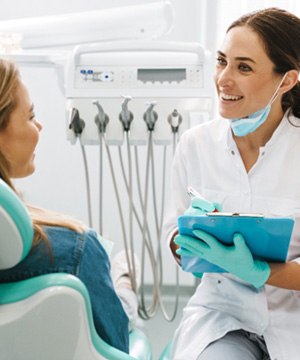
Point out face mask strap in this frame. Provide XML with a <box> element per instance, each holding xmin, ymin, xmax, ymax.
<box><xmin>269</xmin><ymin>73</ymin><xmax>288</xmax><ymax>105</ymax></box>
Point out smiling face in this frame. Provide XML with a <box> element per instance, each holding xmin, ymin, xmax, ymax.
<box><xmin>214</xmin><ymin>25</ymin><xmax>285</xmax><ymax>121</ymax></box>
<box><xmin>0</xmin><ymin>80</ymin><xmax>42</xmax><ymax>178</ymax></box>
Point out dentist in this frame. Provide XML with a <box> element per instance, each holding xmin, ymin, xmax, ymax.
<box><xmin>163</xmin><ymin>7</ymin><xmax>300</xmax><ymax>360</ymax></box>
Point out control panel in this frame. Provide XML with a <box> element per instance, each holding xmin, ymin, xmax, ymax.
<box><xmin>76</xmin><ymin>66</ymin><xmax>203</xmax><ymax>89</ymax></box>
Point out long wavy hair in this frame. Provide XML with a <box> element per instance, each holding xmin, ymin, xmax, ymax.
<box><xmin>227</xmin><ymin>7</ymin><xmax>300</xmax><ymax>118</ymax></box>
<box><xmin>0</xmin><ymin>58</ymin><xmax>85</xmax><ymax>245</ymax></box>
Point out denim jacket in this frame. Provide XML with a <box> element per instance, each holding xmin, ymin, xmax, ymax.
<box><xmin>0</xmin><ymin>226</ymin><xmax>129</xmax><ymax>353</ymax></box>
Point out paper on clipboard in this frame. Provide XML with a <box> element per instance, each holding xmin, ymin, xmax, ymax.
<box><xmin>178</xmin><ymin>213</ymin><xmax>295</xmax><ymax>273</ymax></box>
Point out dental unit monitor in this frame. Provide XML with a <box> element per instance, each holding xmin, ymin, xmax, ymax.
<box><xmin>66</xmin><ymin>42</ymin><xmax>209</xmax><ymax>99</ymax></box>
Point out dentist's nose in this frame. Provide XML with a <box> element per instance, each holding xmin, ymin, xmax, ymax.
<box><xmin>215</xmin><ymin>66</ymin><xmax>234</xmax><ymax>88</ymax></box>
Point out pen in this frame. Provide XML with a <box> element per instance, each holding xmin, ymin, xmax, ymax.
<box><xmin>187</xmin><ymin>186</ymin><xmax>205</xmax><ymax>200</ymax></box>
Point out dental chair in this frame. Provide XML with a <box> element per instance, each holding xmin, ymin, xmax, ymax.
<box><xmin>0</xmin><ymin>179</ymin><xmax>152</xmax><ymax>360</ymax></box>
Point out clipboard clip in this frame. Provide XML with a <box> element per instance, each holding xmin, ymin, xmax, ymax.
<box><xmin>206</xmin><ymin>212</ymin><xmax>265</xmax><ymax>218</ymax></box>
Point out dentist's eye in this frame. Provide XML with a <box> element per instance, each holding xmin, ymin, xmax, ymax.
<box><xmin>239</xmin><ymin>63</ymin><xmax>252</xmax><ymax>72</ymax></box>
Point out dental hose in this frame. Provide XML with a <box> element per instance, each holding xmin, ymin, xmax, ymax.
<box><xmin>128</xmin><ymin>131</ymin><xmax>180</xmax><ymax>321</ymax></box>
<box><xmin>80</xmin><ymin>143</ymin><xmax>93</xmax><ymax>228</ymax></box>
<box><xmin>98</xmin><ymin>112</ymin><xmax>182</xmax><ymax>321</ymax></box>
<box><xmin>99</xmin><ymin>134</ymin><xmax>103</xmax><ymax>234</ymax></box>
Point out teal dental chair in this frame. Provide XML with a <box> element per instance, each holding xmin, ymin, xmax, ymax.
<box><xmin>0</xmin><ymin>179</ymin><xmax>152</xmax><ymax>360</ymax></box>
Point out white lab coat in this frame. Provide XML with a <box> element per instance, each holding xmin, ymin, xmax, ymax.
<box><xmin>163</xmin><ymin>111</ymin><xmax>300</xmax><ymax>360</ymax></box>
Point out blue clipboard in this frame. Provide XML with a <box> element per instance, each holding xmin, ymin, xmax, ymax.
<box><xmin>178</xmin><ymin>212</ymin><xmax>295</xmax><ymax>273</ymax></box>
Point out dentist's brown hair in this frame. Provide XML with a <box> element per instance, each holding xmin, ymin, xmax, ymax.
<box><xmin>227</xmin><ymin>7</ymin><xmax>300</xmax><ymax>118</ymax></box>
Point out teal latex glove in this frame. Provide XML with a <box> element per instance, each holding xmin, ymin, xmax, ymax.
<box><xmin>184</xmin><ymin>197</ymin><xmax>222</xmax><ymax>216</ymax></box>
<box><xmin>192</xmin><ymin>272</ymin><xmax>203</xmax><ymax>278</ymax></box>
<box><xmin>175</xmin><ymin>230</ymin><xmax>270</xmax><ymax>288</ymax></box>
<box><xmin>184</xmin><ymin>196</ymin><xmax>222</xmax><ymax>279</ymax></box>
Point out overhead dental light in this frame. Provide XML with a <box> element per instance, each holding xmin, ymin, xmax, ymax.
<box><xmin>0</xmin><ymin>1</ymin><xmax>174</xmax><ymax>52</ymax></box>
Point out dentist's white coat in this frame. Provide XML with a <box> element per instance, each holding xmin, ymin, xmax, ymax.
<box><xmin>163</xmin><ymin>111</ymin><xmax>300</xmax><ymax>360</ymax></box>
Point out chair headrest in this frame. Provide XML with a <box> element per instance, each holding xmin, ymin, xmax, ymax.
<box><xmin>0</xmin><ymin>179</ymin><xmax>33</xmax><ymax>270</ymax></box>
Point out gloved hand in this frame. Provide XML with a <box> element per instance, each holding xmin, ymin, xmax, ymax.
<box><xmin>184</xmin><ymin>196</ymin><xmax>222</xmax><ymax>216</ymax></box>
<box><xmin>175</xmin><ymin>230</ymin><xmax>270</xmax><ymax>288</ymax></box>
<box><xmin>192</xmin><ymin>272</ymin><xmax>203</xmax><ymax>278</ymax></box>
<box><xmin>184</xmin><ymin>196</ymin><xmax>221</xmax><ymax>279</ymax></box>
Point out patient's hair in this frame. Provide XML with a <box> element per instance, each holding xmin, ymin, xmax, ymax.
<box><xmin>0</xmin><ymin>59</ymin><xmax>85</xmax><ymax>245</ymax></box>
<box><xmin>227</xmin><ymin>7</ymin><xmax>300</xmax><ymax>118</ymax></box>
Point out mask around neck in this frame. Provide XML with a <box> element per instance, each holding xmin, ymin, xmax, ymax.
<box><xmin>230</xmin><ymin>104</ymin><xmax>271</xmax><ymax>137</ymax></box>
<box><xmin>230</xmin><ymin>73</ymin><xmax>287</xmax><ymax>137</ymax></box>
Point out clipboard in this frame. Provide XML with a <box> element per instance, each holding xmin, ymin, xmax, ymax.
<box><xmin>178</xmin><ymin>212</ymin><xmax>295</xmax><ymax>273</ymax></box>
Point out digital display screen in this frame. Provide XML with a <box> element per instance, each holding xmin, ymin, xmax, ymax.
<box><xmin>137</xmin><ymin>68</ymin><xmax>186</xmax><ymax>83</ymax></box>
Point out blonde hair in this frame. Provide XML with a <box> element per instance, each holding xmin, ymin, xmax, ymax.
<box><xmin>0</xmin><ymin>58</ymin><xmax>85</xmax><ymax>245</ymax></box>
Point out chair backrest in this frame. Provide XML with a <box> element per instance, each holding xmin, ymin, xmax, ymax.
<box><xmin>0</xmin><ymin>179</ymin><xmax>33</xmax><ymax>270</ymax></box>
<box><xmin>0</xmin><ymin>273</ymin><xmax>133</xmax><ymax>360</ymax></box>
<box><xmin>0</xmin><ymin>179</ymin><xmax>152</xmax><ymax>360</ymax></box>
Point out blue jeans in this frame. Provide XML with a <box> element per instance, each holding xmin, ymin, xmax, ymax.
<box><xmin>0</xmin><ymin>226</ymin><xmax>129</xmax><ymax>353</ymax></box>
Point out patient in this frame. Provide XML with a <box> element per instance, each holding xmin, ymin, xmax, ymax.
<box><xmin>0</xmin><ymin>58</ymin><xmax>137</xmax><ymax>353</ymax></box>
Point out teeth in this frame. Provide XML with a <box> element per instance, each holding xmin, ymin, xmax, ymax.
<box><xmin>222</xmin><ymin>94</ymin><xmax>242</xmax><ymax>101</ymax></box>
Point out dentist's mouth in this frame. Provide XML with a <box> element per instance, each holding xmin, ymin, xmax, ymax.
<box><xmin>221</xmin><ymin>94</ymin><xmax>243</xmax><ymax>101</ymax></box>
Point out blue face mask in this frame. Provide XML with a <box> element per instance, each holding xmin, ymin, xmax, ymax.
<box><xmin>230</xmin><ymin>73</ymin><xmax>287</xmax><ymax>137</ymax></box>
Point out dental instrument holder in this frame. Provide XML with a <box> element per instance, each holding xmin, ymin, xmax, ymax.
<box><xmin>67</xmin><ymin>108</ymin><xmax>85</xmax><ymax>144</ymax></box>
<box><xmin>119</xmin><ymin>96</ymin><xmax>134</xmax><ymax>132</ymax></box>
<box><xmin>69</xmin><ymin>108</ymin><xmax>85</xmax><ymax>135</ymax></box>
<box><xmin>143</xmin><ymin>101</ymin><xmax>158</xmax><ymax>132</ymax></box>
<box><xmin>168</xmin><ymin>109</ymin><xmax>182</xmax><ymax>133</ymax></box>
<box><xmin>93</xmin><ymin>100</ymin><xmax>109</xmax><ymax>134</ymax></box>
